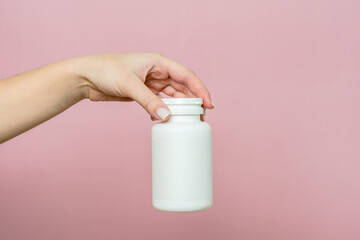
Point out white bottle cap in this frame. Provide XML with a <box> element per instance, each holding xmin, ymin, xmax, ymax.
<box><xmin>162</xmin><ymin>98</ymin><xmax>204</xmax><ymax>115</ymax></box>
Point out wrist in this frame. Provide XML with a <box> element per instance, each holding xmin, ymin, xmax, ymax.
<box><xmin>60</xmin><ymin>57</ymin><xmax>91</xmax><ymax>100</ymax></box>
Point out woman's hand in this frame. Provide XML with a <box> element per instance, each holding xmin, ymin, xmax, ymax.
<box><xmin>0</xmin><ymin>53</ymin><xmax>213</xmax><ymax>143</ymax></box>
<box><xmin>72</xmin><ymin>53</ymin><xmax>214</xmax><ymax>121</ymax></box>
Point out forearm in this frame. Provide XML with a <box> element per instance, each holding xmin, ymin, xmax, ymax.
<box><xmin>0</xmin><ymin>59</ymin><xmax>88</xmax><ymax>143</ymax></box>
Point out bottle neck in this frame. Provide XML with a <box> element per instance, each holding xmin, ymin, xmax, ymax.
<box><xmin>168</xmin><ymin>114</ymin><xmax>201</xmax><ymax>123</ymax></box>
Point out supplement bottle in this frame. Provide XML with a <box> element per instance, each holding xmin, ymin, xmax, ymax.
<box><xmin>151</xmin><ymin>98</ymin><xmax>212</xmax><ymax>212</ymax></box>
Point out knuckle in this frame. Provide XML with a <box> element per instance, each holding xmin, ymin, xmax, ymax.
<box><xmin>155</xmin><ymin>52</ymin><xmax>164</xmax><ymax>57</ymax></box>
<box><xmin>148</xmin><ymin>52</ymin><xmax>163</xmax><ymax>59</ymax></box>
<box><xmin>143</xmin><ymin>94</ymin><xmax>159</xmax><ymax>112</ymax></box>
<box><xmin>193</xmin><ymin>82</ymin><xmax>203</xmax><ymax>93</ymax></box>
<box><xmin>118</xmin><ymin>79</ymin><xmax>131</xmax><ymax>97</ymax></box>
<box><xmin>184</xmin><ymin>70</ymin><xmax>197</xmax><ymax>80</ymax></box>
<box><xmin>189</xmin><ymin>69</ymin><xmax>197</xmax><ymax>76</ymax></box>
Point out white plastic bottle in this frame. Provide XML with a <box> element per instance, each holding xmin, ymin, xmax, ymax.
<box><xmin>151</xmin><ymin>98</ymin><xmax>212</xmax><ymax>212</ymax></box>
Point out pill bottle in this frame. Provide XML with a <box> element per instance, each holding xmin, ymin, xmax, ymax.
<box><xmin>151</xmin><ymin>98</ymin><xmax>212</xmax><ymax>212</ymax></box>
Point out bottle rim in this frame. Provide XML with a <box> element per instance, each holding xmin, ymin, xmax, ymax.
<box><xmin>162</xmin><ymin>98</ymin><xmax>203</xmax><ymax>105</ymax></box>
<box><xmin>162</xmin><ymin>98</ymin><xmax>203</xmax><ymax>115</ymax></box>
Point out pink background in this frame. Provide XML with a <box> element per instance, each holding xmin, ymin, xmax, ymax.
<box><xmin>1</xmin><ymin>0</ymin><xmax>360</xmax><ymax>239</ymax></box>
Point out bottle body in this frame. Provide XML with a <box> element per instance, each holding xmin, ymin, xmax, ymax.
<box><xmin>151</xmin><ymin>99</ymin><xmax>212</xmax><ymax>212</ymax></box>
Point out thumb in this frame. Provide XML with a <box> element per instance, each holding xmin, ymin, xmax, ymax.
<box><xmin>125</xmin><ymin>78</ymin><xmax>170</xmax><ymax>121</ymax></box>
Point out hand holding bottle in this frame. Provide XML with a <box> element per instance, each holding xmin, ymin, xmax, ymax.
<box><xmin>71</xmin><ymin>53</ymin><xmax>214</xmax><ymax>121</ymax></box>
<box><xmin>0</xmin><ymin>53</ymin><xmax>214</xmax><ymax>143</ymax></box>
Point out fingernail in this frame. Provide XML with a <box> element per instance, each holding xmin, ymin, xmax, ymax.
<box><xmin>203</xmin><ymin>109</ymin><xmax>206</xmax><ymax>121</ymax></box>
<box><xmin>156</xmin><ymin>107</ymin><xmax>170</xmax><ymax>121</ymax></box>
<box><xmin>211</xmin><ymin>100</ymin><xmax>215</xmax><ymax>109</ymax></box>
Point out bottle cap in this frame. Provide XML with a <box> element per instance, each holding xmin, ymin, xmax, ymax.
<box><xmin>162</xmin><ymin>98</ymin><xmax>204</xmax><ymax>115</ymax></box>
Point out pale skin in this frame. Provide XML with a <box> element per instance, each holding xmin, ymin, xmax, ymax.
<box><xmin>0</xmin><ymin>53</ymin><xmax>214</xmax><ymax>144</ymax></box>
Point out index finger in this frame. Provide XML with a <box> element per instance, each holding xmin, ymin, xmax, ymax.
<box><xmin>155</xmin><ymin>54</ymin><xmax>214</xmax><ymax>109</ymax></box>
